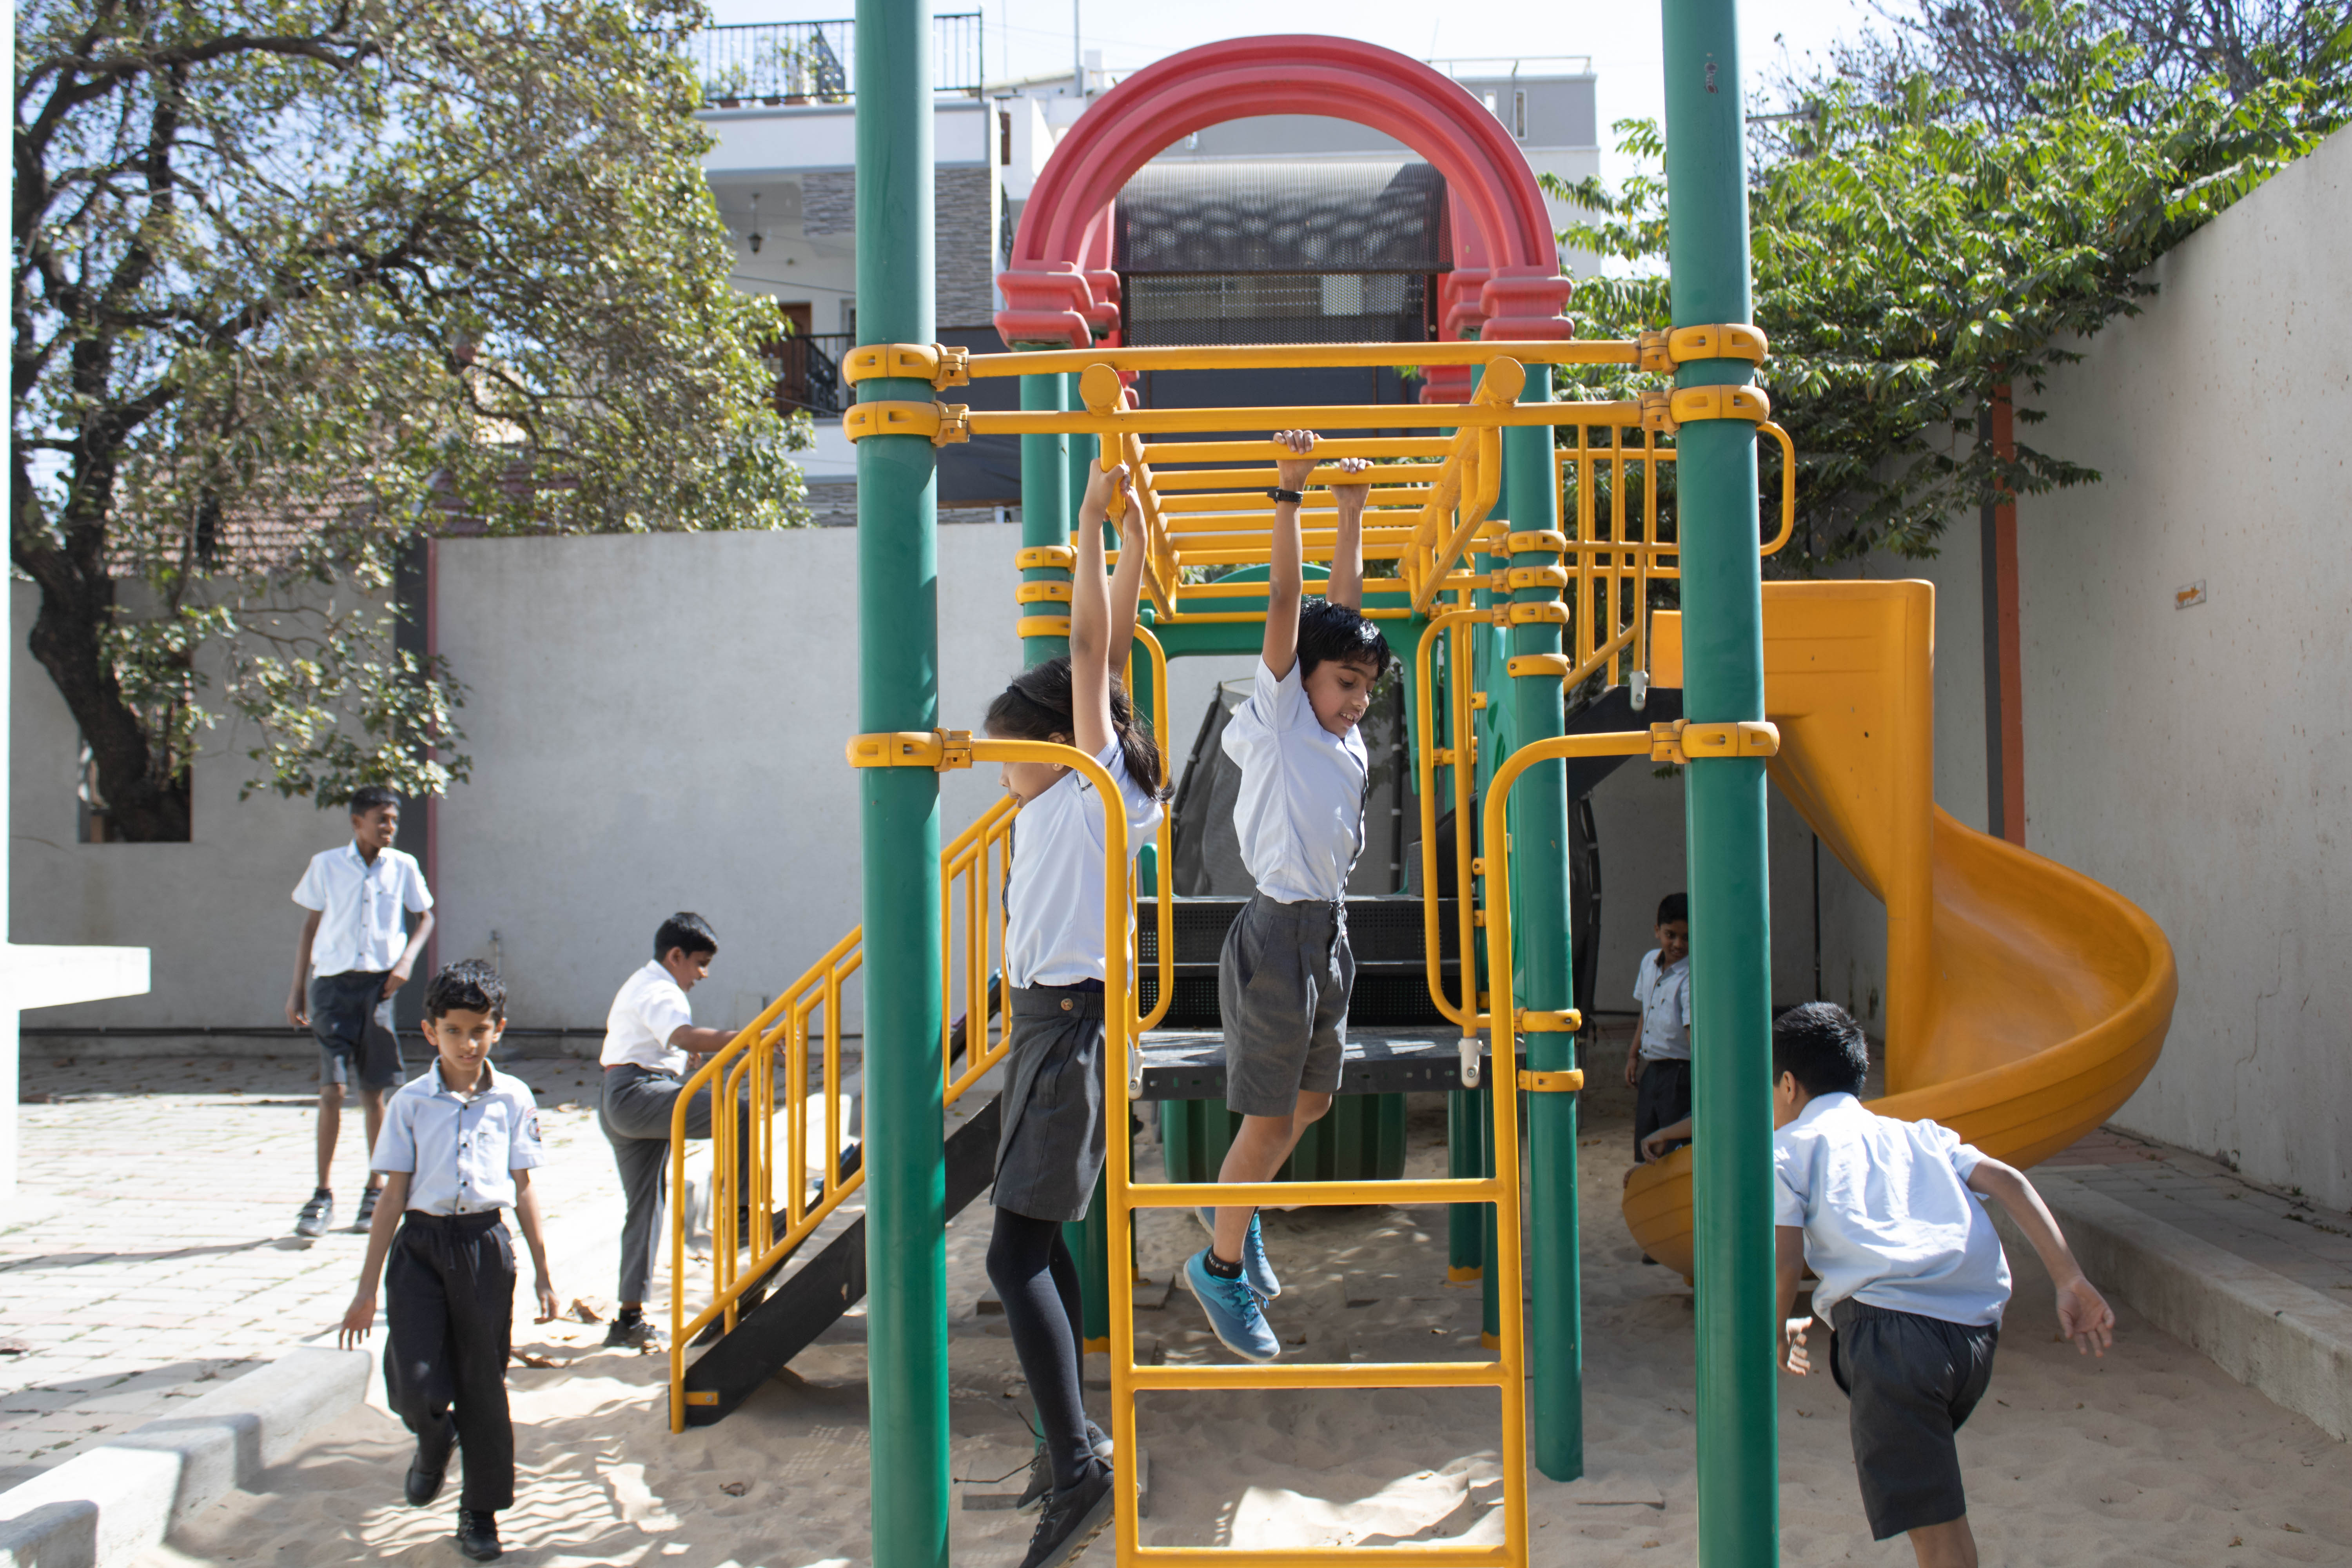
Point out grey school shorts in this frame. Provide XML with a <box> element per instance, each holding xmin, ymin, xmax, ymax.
<box><xmin>1218</xmin><ymin>893</ymin><xmax>1351</xmax><ymax>1118</ymax></box>
<box><xmin>1828</xmin><ymin>1297</ymin><xmax>2000</xmax><ymax>1539</ymax></box>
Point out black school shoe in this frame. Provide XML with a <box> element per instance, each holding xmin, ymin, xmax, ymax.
<box><xmin>1017</xmin><ymin>1422</ymin><xmax>1115</xmax><ymax>1513</ymax></box>
<box><xmin>404</xmin><ymin>1415</ymin><xmax>456</xmax><ymax>1506</ymax></box>
<box><xmin>1018</xmin><ymin>1459</ymin><xmax>1114</xmax><ymax>1568</ymax></box>
<box><xmin>604</xmin><ymin>1308</ymin><xmax>658</xmax><ymax>1350</ymax></box>
<box><xmin>456</xmin><ymin>1508</ymin><xmax>501</xmax><ymax>1561</ymax></box>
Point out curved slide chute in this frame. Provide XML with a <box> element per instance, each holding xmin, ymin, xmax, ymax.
<box><xmin>1622</xmin><ymin>581</ymin><xmax>2178</xmax><ymax>1278</ymax></box>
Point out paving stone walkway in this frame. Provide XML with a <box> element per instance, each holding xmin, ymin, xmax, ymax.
<box><xmin>0</xmin><ymin>1052</ymin><xmax>627</xmax><ymax>1492</ymax></box>
<box><xmin>2040</xmin><ymin>1125</ymin><xmax>2352</xmax><ymax>1295</ymax></box>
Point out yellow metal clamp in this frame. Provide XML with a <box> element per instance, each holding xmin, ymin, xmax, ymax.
<box><xmin>1518</xmin><ymin>1009</ymin><xmax>1581</xmax><ymax>1033</ymax></box>
<box><xmin>1016</xmin><ymin>545</ymin><xmax>1076</xmax><ymax>571</ymax></box>
<box><xmin>1506</xmin><ymin>564</ymin><xmax>1569</xmax><ymax>592</ymax></box>
<box><xmin>1638</xmin><ymin>324</ymin><xmax>1770</xmax><ymax>372</ymax></box>
<box><xmin>1639</xmin><ymin>385</ymin><xmax>1774</xmax><ymax>435</ymax></box>
<box><xmin>1669</xmin><ymin>323</ymin><xmax>1770</xmax><ymax>364</ymax></box>
<box><xmin>845</xmin><ymin>729</ymin><xmax>977</xmax><ymax>770</ymax></box>
<box><xmin>1017</xmin><ymin>615</ymin><xmax>1073</xmax><ymax>639</ymax></box>
<box><xmin>842</xmin><ymin>341</ymin><xmax>972</xmax><ymax>390</ymax></box>
<box><xmin>1508</xmin><ymin>653</ymin><xmax>1572</xmax><ymax>679</ymax></box>
<box><xmin>1507</xmin><ymin>529</ymin><xmax>1567</xmax><ymax>555</ymax></box>
<box><xmin>1015</xmin><ymin>581</ymin><xmax>1073</xmax><ymax>604</ymax></box>
<box><xmin>1498</xmin><ymin>601</ymin><xmax>1568</xmax><ymax>626</ymax></box>
<box><xmin>1650</xmin><ymin>718</ymin><xmax>1781</xmax><ymax>764</ymax></box>
<box><xmin>1470</xmin><ymin>691</ymin><xmax>1489</xmax><ymax>710</ymax></box>
<box><xmin>842</xmin><ymin>400</ymin><xmax>973</xmax><ymax>445</ymax></box>
<box><xmin>1517</xmin><ymin>1068</ymin><xmax>1587</xmax><ymax>1093</ymax></box>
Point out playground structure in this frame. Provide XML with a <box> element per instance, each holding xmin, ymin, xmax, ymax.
<box><xmin>657</xmin><ymin>13</ymin><xmax>2175</xmax><ymax>1568</ymax></box>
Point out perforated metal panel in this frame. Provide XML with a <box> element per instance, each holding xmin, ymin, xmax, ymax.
<box><xmin>1116</xmin><ymin>160</ymin><xmax>1448</xmax><ymax>274</ymax></box>
<box><xmin>1123</xmin><ymin>272</ymin><xmax>1428</xmax><ymax>347</ymax></box>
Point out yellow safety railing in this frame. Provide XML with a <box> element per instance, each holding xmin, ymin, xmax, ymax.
<box><xmin>1414</xmin><ymin>601</ymin><xmax>1490</xmax><ymax>1032</ymax></box>
<box><xmin>1553</xmin><ymin>420</ymin><xmax>1797</xmax><ymax>691</ymax></box>
<box><xmin>668</xmin><ymin>795</ymin><xmax>1020</xmax><ymax>1431</ymax></box>
<box><xmin>1127</xmin><ymin>623</ymin><xmax>1178</xmax><ymax>1032</ymax></box>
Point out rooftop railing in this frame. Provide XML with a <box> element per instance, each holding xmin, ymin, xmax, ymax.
<box><xmin>689</xmin><ymin>15</ymin><xmax>984</xmax><ymax>105</ymax></box>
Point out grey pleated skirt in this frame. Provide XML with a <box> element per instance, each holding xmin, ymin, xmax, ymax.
<box><xmin>992</xmin><ymin>983</ymin><xmax>1107</xmax><ymax>1224</ymax></box>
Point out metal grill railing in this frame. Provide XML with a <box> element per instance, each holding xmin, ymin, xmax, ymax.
<box><xmin>689</xmin><ymin>14</ymin><xmax>984</xmax><ymax>105</ymax></box>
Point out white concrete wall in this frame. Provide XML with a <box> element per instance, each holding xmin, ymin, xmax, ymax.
<box><xmin>11</xmin><ymin>526</ymin><xmax>1028</xmax><ymax>1036</ymax></box>
<box><xmin>1807</xmin><ymin>129</ymin><xmax>2352</xmax><ymax>1203</ymax></box>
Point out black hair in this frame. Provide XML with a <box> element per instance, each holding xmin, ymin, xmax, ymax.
<box><xmin>347</xmin><ymin>784</ymin><xmax>401</xmax><ymax>817</ymax></box>
<box><xmin>1297</xmin><ymin>597</ymin><xmax>1394</xmax><ymax>684</ymax></box>
<box><xmin>656</xmin><ymin>912</ymin><xmax>719</xmax><ymax>961</ymax></box>
<box><xmin>424</xmin><ymin>958</ymin><xmax>506</xmax><ymax>1022</ymax></box>
<box><xmin>984</xmin><ymin>658</ymin><xmax>1170</xmax><ymax>799</ymax></box>
<box><xmin>1657</xmin><ymin>892</ymin><xmax>1689</xmax><ymax>926</ymax></box>
<box><xmin>1772</xmin><ymin>1001</ymin><xmax>1869</xmax><ymax>1098</ymax></box>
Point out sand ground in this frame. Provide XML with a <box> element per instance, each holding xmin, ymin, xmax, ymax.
<box><xmin>137</xmin><ymin>1043</ymin><xmax>2352</xmax><ymax>1566</ymax></box>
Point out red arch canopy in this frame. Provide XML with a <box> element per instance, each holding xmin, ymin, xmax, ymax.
<box><xmin>995</xmin><ymin>35</ymin><xmax>1573</xmax><ymax>361</ymax></box>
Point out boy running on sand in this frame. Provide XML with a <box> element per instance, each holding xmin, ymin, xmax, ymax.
<box><xmin>1773</xmin><ymin>1002</ymin><xmax>2115</xmax><ymax>1568</ymax></box>
<box><xmin>1185</xmin><ymin>428</ymin><xmax>1383</xmax><ymax>1363</ymax></box>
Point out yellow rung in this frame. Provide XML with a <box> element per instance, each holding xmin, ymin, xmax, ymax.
<box><xmin>1121</xmin><ymin>1176</ymin><xmax>1499</xmax><ymax>1208</ymax></box>
<box><xmin>1125</xmin><ymin>1360</ymin><xmax>1508</xmax><ymax>1391</ymax></box>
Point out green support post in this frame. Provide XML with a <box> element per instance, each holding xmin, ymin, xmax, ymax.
<box><xmin>1503</xmin><ymin>365</ymin><xmax>1582</xmax><ymax>1479</ymax></box>
<box><xmin>854</xmin><ymin>2</ymin><xmax>949</xmax><ymax>1564</ymax></box>
<box><xmin>1019</xmin><ymin>372</ymin><xmax>1072</xmax><ymax>667</ymax></box>
<box><xmin>1662</xmin><ymin>3</ymin><xmax>1779</xmax><ymax>1561</ymax></box>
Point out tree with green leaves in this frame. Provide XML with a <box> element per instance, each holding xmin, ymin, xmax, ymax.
<box><xmin>1548</xmin><ymin>4</ymin><xmax>2335</xmax><ymax>570</ymax></box>
<box><xmin>13</xmin><ymin>0</ymin><xmax>809</xmax><ymax>841</ymax></box>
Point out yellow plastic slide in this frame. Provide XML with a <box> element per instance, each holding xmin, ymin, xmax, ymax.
<box><xmin>1621</xmin><ymin>581</ymin><xmax>2178</xmax><ymax>1279</ymax></box>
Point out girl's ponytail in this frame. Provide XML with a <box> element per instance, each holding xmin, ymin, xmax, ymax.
<box><xmin>985</xmin><ymin>657</ymin><xmax>1170</xmax><ymax>801</ymax></box>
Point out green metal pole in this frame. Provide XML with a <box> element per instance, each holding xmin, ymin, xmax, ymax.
<box><xmin>1019</xmin><ymin>372</ymin><xmax>1072</xmax><ymax>668</ymax></box>
<box><xmin>1662</xmin><ymin>3</ymin><xmax>1777</xmax><ymax>1561</ymax></box>
<box><xmin>1503</xmin><ymin>366</ymin><xmax>1582</xmax><ymax>1480</ymax></box>
<box><xmin>855</xmin><ymin>3</ymin><xmax>948</xmax><ymax>1564</ymax></box>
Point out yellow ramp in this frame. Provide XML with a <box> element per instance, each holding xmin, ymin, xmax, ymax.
<box><xmin>1621</xmin><ymin>580</ymin><xmax>2178</xmax><ymax>1278</ymax></box>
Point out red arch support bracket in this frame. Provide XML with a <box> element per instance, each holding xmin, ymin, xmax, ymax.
<box><xmin>995</xmin><ymin>35</ymin><xmax>1573</xmax><ymax>362</ymax></box>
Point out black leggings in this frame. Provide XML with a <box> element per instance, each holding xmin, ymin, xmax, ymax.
<box><xmin>985</xmin><ymin>1207</ymin><xmax>1091</xmax><ymax>1491</ymax></box>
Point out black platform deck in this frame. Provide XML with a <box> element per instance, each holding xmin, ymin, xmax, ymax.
<box><xmin>1135</xmin><ymin>1025</ymin><xmax>1489</xmax><ymax>1102</ymax></box>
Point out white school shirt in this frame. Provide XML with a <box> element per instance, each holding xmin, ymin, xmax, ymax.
<box><xmin>1004</xmin><ymin>742</ymin><xmax>1164</xmax><ymax>989</ymax></box>
<box><xmin>291</xmin><ymin>842</ymin><xmax>434</xmax><ymax>977</ymax></box>
<box><xmin>370</xmin><ymin>1059</ymin><xmax>544</xmax><ymax>1215</ymax></box>
<box><xmin>601</xmin><ymin>960</ymin><xmax>697</xmax><ymax>1075</ymax></box>
<box><xmin>1218</xmin><ymin>658</ymin><xmax>1368</xmax><ymax>905</ymax></box>
<box><xmin>1772</xmin><ymin>1091</ymin><xmax>2012</xmax><ymax>1327</ymax></box>
<box><xmin>1633</xmin><ymin>949</ymin><xmax>1693</xmax><ymax>1062</ymax></box>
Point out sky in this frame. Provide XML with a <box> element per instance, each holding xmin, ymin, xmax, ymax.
<box><xmin>704</xmin><ymin>0</ymin><xmax>1884</xmax><ymax>180</ymax></box>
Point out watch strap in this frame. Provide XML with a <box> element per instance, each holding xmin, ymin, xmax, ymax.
<box><xmin>1266</xmin><ymin>487</ymin><xmax>1305</xmax><ymax>505</ymax></box>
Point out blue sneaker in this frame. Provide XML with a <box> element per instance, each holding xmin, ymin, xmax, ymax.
<box><xmin>1194</xmin><ymin>1206</ymin><xmax>1281</xmax><ymax>1299</ymax></box>
<box><xmin>1184</xmin><ymin>1249</ymin><xmax>1280</xmax><ymax>1363</ymax></box>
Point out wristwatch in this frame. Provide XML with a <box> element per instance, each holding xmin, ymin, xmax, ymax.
<box><xmin>1266</xmin><ymin>487</ymin><xmax>1305</xmax><ymax>505</ymax></box>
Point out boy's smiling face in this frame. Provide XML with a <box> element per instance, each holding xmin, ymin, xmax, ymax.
<box><xmin>423</xmin><ymin>1005</ymin><xmax>503</xmax><ymax>1082</ymax></box>
<box><xmin>1655</xmin><ymin>918</ymin><xmax>1690</xmax><ymax>967</ymax></box>
<box><xmin>1303</xmin><ymin>656</ymin><xmax>1379</xmax><ymax>737</ymax></box>
<box><xmin>351</xmin><ymin>803</ymin><xmax>399</xmax><ymax>856</ymax></box>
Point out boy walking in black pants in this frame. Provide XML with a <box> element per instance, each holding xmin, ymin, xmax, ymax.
<box><xmin>287</xmin><ymin>783</ymin><xmax>436</xmax><ymax>1237</ymax></box>
<box><xmin>1773</xmin><ymin>1002</ymin><xmax>2115</xmax><ymax>1568</ymax></box>
<box><xmin>341</xmin><ymin>960</ymin><xmax>555</xmax><ymax>1563</ymax></box>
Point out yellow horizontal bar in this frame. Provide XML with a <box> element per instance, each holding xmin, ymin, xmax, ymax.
<box><xmin>1125</xmin><ymin>1360</ymin><xmax>1506</xmax><ymax>1391</ymax></box>
<box><xmin>1132</xmin><ymin>1548</ymin><xmax>1510</xmax><ymax>1566</ymax></box>
<box><xmin>1149</xmin><ymin>464</ymin><xmax>1449</xmax><ymax>491</ymax></box>
<box><xmin>1123</xmin><ymin>1177</ymin><xmax>1498</xmax><ymax>1207</ymax></box>
<box><xmin>1158</xmin><ymin>489</ymin><xmax>1432</xmax><ymax>513</ymax></box>
<box><xmin>971</xmin><ymin>403</ymin><xmax>1638</xmax><ymax>437</ymax></box>
<box><xmin>1144</xmin><ymin>437</ymin><xmax>1456</xmax><ymax>464</ymax></box>
<box><xmin>967</xmin><ymin>339</ymin><xmax>1639</xmax><ymax>378</ymax></box>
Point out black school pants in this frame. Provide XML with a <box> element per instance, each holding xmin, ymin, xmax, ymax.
<box><xmin>384</xmin><ymin>1211</ymin><xmax>515</xmax><ymax>1512</ymax></box>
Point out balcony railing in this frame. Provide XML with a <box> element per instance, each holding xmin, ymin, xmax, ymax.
<box><xmin>766</xmin><ymin>332</ymin><xmax>854</xmax><ymax>419</ymax></box>
<box><xmin>690</xmin><ymin>15</ymin><xmax>984</xmax><ymax>106</ymax></box>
